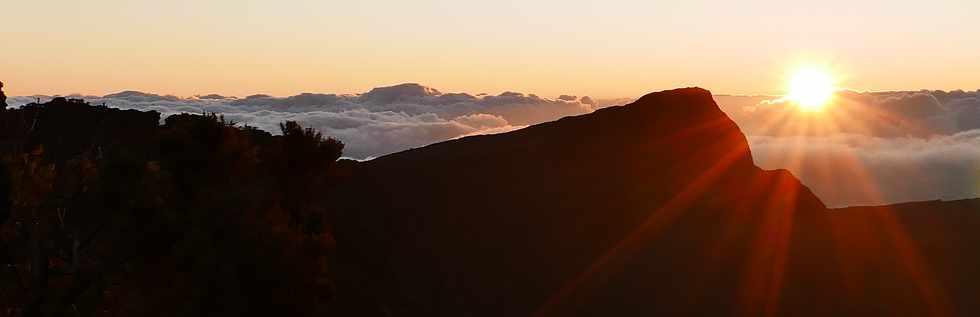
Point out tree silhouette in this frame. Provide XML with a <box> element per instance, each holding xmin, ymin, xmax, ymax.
<box><xmin>0</xmin><ymin>99</ymin><xmax>352</xmax><ymax>316</ymax></box>
<box><xmin>0</xmin><ymin>81</ymin><xmax>7</xmax><ymax>110</ymax></box>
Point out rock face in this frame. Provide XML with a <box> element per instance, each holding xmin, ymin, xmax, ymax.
<box><xmin>333</xmin><ymin>88</ymin><xmax>845</xmax><ymax>316</ymax></box>
<box><xmin>829</xmin><ymin>198</ymin><xmax>980</xmax><ymax>316</ymax></box>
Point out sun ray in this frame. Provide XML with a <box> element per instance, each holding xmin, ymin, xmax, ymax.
<box><xmin>797</xmin><ymin>98</ymin><xmax>955</xmax><ymax>313</ymax></box>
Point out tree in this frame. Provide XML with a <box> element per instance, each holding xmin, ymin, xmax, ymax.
<box><xmin>0</xmin><ymin>101</ymin><xmax>353</xmax><ymax>316</ymax></box>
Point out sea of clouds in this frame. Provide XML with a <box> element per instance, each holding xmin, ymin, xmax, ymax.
<box><xmin>10</xmin><ymin>85</ymin><xmax>980</xmax><ymax>207</ymax></box>
<box><xmin>10</xmin><ymin>83</ymin><xmax>598</xmax><ymax>159</ymax></box>
<box><xmin>715</xmin><ymin>91</ymin><xmax>980</xmax><ymax>207</ymax></box>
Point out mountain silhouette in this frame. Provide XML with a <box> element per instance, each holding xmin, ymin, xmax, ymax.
<box><xmin>332</xmin><ymin>88</ymin><xmax>980</xmax><ymax>316</ymax></box>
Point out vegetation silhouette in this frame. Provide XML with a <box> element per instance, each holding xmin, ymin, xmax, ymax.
<box><xmin>0</xmin><ymin>97</ymin><xmax>351</xmax><ymax>316</ymax></box>
<box><xmin>1</xmin><ymin>87</ymin><xmax>979</xmax><ymax>316</ymax></box>
<box><xmin>0</xmin><ymin>81</ymin><xmax>7</xmax><ymax>109</ymax></box>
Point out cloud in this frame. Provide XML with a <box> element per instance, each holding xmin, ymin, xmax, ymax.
<box><xmin>714</xmin><ymin>91</ymin><xmax>980</xmax><ymax>206</ymax></box>
<box><xmin>717</xmin><ymin>90</ymin><xmax>980</xmax><ymax>138</ymax></box>
<box><xmin>877</xmin><ymin>92</ymin><xmax>945</xmax><ymax>118</ymax></box>
<box><xmin>950</xmin><ymin>97</ymin><xmax>980</xmax><ymax>131</ymax></box>
<box><xmin>222</xmin><ymin>109</ymin><xmax>517</xmax><ymax>158</ymax></box>
<box><xmin>8</xmin><ymin>83</ymin><xmax>591</xmax><ymax>159</ymax></box>
<box><xmin>750</xmin><ymin>131</ymin><xmax>980</xmax><ymax>207</ymax></box>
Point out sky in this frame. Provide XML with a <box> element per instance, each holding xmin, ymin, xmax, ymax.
<box><xmin>3</xmin><ymin>0</ymin><xmax>980</xmax><ymax>98</ymax></box>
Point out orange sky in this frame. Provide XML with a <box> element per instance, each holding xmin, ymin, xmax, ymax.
<box><xmin>3</xmin><ymin>0</ymin><xmax>979</xmax><ymax>98</ymax></box>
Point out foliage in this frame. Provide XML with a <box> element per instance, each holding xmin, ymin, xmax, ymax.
<box><xmin>0</xmin><ymin>98</ymin><xmax>348</xmax><ymax>316</ymax></box>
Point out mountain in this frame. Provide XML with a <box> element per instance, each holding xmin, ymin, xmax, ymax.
<box><xmin>827</xmin><ymin>198</ymin><xmax>980</xmax><ymax>315</ymax></box>
<box><xmin>333</xmin><ymin>87</ymin><xmax>980</xmax><ymax>316</ymax></box>
<box><xmin>333</xmin><ymin>88</ymin><xmax>833</xmax><ymax>315</ymax></box>
<box><xmin>5</xmin><ymin>88</ymin><xmax>979</xmax><ymax>315</ymax></box>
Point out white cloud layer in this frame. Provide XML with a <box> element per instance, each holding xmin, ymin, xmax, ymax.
<box><xmin>750</xmin><ymin>132</ymin><xmax>980</xmax><ymax>207</ymax></box>
<box><xmin>716</xmin><ymin>90</ymin><xmax>980</xmax><ymax>207</ymax></box>
<box><xmin>9</xmin><ymin>83</ymin><xmax>593</xmax><ymax>159</ymax></box>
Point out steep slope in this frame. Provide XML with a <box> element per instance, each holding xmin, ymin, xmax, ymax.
<box><xmin>827</xmin><ymin>199</ymin><xmax>980</xmax><ymax>316</ymax></box>
<box><xmin>333</xmin><ymin>88</ymin><xmax>847</xmax><ymax>316</ymax></box>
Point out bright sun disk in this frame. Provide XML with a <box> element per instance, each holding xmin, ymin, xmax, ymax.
<box><xmin>788</xmin><ymin>68</ymin><xmax>835</xmax><ymax>111</ymax></box>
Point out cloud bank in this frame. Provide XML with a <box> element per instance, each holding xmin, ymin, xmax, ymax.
<box><xmin>716</xmin><ymin>91</ymin><xmax>980</xmax><ymax>207</ymax></box>
<box><xmin>717</xmin><ymin>90</ymin><xmax>980</xmax><ymax>137</ymax></box>
<box><xmin>9</xmin><ymin>83</ymin><xmax>594</xmax><ymax>159</ymax></box>
<box><xmin>750</xmin><ymin>132</ymin><xmax>980</xmax><ymax>207</ymax></box>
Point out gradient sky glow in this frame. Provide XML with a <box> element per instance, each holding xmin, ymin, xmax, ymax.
<box><xmin>3</xmin><ymin>0</ymin><xmax>979</xmax><ymax>97</ymax></box>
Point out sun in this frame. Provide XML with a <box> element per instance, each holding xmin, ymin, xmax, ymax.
<box><xmin>787</xmin><ymin>68</ymin><xmax>836</xmax><ymax>111</ymax></box>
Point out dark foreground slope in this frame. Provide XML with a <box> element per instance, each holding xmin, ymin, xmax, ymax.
<box><xmin>829</xmin><ymin>199</ymin><xmax>980</xmax><ymax>315</ymax></box>
<box><xmin>336</xmin><ymin>88</ymin><xmax>846</xmax><ymax>316</ymax></box>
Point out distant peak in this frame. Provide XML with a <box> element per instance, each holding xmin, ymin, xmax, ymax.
<box><xmin>103</xmin><ymin>90</ymin><xmax>180</xmax><ymax>102</ymax></box>
<box><xmin>196</xmin><ymin>94</ymin><xmax>232</xmax><ymax>100</ymax></box>
<box><xmin>359</xmin><ymin>83</ymin><xmax>442</xmax><ymax>104</ymax></box>
<box><xmin>103</xmin><ymin>90</ymin><xmax>154</xmax><ymax>98</ymax></box>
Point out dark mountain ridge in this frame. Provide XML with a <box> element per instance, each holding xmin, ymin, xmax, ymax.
<box><xmin>333</xmin><ymin>87</ymin><xmax>980</xmax><ymax>316</ymax></box>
